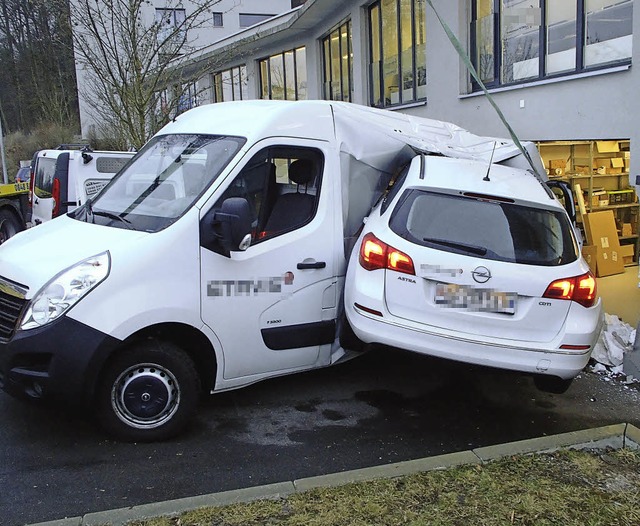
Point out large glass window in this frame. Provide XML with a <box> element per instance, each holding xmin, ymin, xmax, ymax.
<box><xmin>546</xmin><ymin>1</ymin><xmax>577</xmax><ymax>75</ymax></box>
<box><xmin>259</xmin><ymin>48</ymin><xmax>307</xmax><ymax>100</ymax></box>
<box><xmin>585</xmin><ymin>0</ymin><xmax>633</xmax><ymax>68</ymax></box>
<box><xmin>322</xmin><ymin>20</ymin><xmax>353</xmax><ymax>102</ymax></box>
<box><xmin>213</xmin><ymin>66</ymin><xmax>248</xmax><ymax>103</ymax></box>
<box><xmin>501</xmin><ymin>0</ymin><xmax>541</xmax><ymax>83</ymax></box>
<box><xmin>368</xmin><ymin>0</ymin><xmax>427</xmax><ymax>108</ymax></box>
<box><xmin>471</xmin><ymin>0</ymin><xmax>633</xmax><ymax>90</ymax></box>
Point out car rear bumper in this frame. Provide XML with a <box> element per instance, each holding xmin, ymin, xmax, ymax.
<box><xmin>346</xmin><ymin>302</ymin><xmax>599</xmax><ymax>380</ymax></box>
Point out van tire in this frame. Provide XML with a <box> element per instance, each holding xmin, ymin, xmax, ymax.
<box><xmin>96</xmin><ymin>340</ymin><xmax>200</xmax><ymax>442</ymax></box>
<box><xmin>0</xmin><ymin>209</ymin><xmax>23</xmax><ymax>244</ymax></box>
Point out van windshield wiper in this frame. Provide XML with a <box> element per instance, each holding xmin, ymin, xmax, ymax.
<box><xmin>92</xmin><ymin>209</ymin><xmax>134</xmax><ymax>230</ymax></box>
<box><xmin>423</xmin><ymin>237</ymin><xmax>487</xmax><ymax>256</ymax></box>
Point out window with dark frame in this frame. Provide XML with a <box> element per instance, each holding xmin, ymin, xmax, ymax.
<box><xmin>239</xmin><ymin>13</ymin><xmax>275</xmax><ymax>27</ymax></box>
<box><xmin>470</xmin><ymin>0</ymin><xmax>633</xmax><ymax>91</ymax></box>
<box><xmin>213</xmin><ymin>66</ymin><xmax>248</xmax><ymax>102</ymax></box>
<box><xmin>367</xmin><ymin>0</ymin><xmax>427</xmax><ymax>108</ymax></box>
<box><xmin>212</xmin><ymin>12</ymin><xmax>223</xmax><ymax>27</ymax></box>
<box><xmin>322</xmin><ymin>20</ymin><xmax>353</xmax><ymax>102</ymax></box>
<box><xmin>155</xmin><ymin>8</ymin><xmax>186</xmax><ymax>43</ymax></box>
<box><xmin>259</xmin><ymin>48</ymin><xmax>307</xmax><ymax>100</ymax></box>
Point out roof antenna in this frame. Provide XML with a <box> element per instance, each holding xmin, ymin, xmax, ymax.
<box><xmin>483</xmin><ymin>141</ymin><xmax>497</xmax><ymax>182</ymax></box>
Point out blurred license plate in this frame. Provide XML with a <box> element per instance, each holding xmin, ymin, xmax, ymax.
<box><xmin>435</xmin><ymin>283</ymin><xmax>516</xmax><ymax>314</ymax></box>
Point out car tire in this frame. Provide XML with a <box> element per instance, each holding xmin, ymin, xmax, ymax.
<box><xmin>0</xmin><ymin>209</ymin><xmax>23</xmax><ymax>244</ymax></box>
<box><xmin>96</xmin><ymin>340</ymin><xmax>200</xmax><ymax>442</ymax></box>
<box><xmin>533</xmin><ymin>375</ymin><xmax>573</xmax><ymax>394</ymax></box>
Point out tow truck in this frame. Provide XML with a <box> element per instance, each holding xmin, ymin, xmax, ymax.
<box><xmin>0</xmin><ymin>181</ymin><xmax>29</xmax><ymax>244</ymax></box>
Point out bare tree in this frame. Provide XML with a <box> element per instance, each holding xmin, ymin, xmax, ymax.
<box><xmin>70</xmin><ymin>0</ymin><xmax>232</xmax><ymax>149</ymax></box>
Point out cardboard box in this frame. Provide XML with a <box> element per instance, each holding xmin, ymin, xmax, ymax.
<box><xmin>595</xmin><ymin>247</ymin><xmax>625</xmax><ymax>276</ymax></box>
<box><xmin>548</xmin><ymin>159</ymin><xmax>565</xmax><ymax>176</ymax></box>
<box><xmin>622</xmin><ymin>223</ymin><xmax>633</xmax><ymax>237</ymax></box>
<box><xmin>620</xmin><ymin>244</ymin><xmax>635</xmax><ymax>265</ymax></box>
<box><xmin>596</xmin><ymin>141</ymin><xmax>620</xmax><ymax>153</ymax></box>
<box><xmin>611</xmin><ymin>157</ymin><xmax>624</xmax><ymax>168</ymax></box>
<box><xmin>582</xmin><ymin>211</ymin><xmax>625</xmax><ymax>277</ymax></box>
<box><xmin>581</xmin><ymin>245</ymin><xmax>597</xmax><ymax>274</ymax></box>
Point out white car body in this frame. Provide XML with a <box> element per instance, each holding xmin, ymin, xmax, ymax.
<box><xmin>345</xmin><ymin>155</ymin><xmax>603</xmax><ymax>384</ymax></box>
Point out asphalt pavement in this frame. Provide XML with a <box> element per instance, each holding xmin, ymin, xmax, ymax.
<box><xmin>2</xmin><ymin>347</ymin><xmax>640</xmax><ymax>526</ymax></box>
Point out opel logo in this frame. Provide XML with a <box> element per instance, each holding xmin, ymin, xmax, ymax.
<box><xmin>472</xmin><ymin>266</ymin><xmax>491</xmax><ymax>284</ymax></box>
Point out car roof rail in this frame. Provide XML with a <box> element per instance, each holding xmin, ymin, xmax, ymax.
<box><xmin>55</xmin><ymin>144</ymin><xmax>94</xmax><ymax>152</ymax></box>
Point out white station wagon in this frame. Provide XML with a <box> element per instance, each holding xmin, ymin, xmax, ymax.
<box><xmin>345</xmin><ymin>154</ymin><xmax>603</xmax><ymax>394</ymax></box>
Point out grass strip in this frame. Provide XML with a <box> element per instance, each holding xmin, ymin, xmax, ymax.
<box><xmin>129</xmin><ymin>448</ymin><xmax>640</xmax><ymax>526</ymax></box>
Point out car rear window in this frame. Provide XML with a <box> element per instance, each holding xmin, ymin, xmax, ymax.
<box><xmin>33</xmin><ymin>157</ymin><xmax>57</xmax><ymax>198</ymax></box>
<box><xmin>389</xmin><ymin>190</ymin><xmax>578</xmax><ymax>266</ymax></box>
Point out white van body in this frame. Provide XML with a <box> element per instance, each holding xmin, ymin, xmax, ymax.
<box><xmin>0</xmin><ymin>101</ymin><xmax>585</xmax><ymax>441</ymax></box>
<box><xmin>30</xmin><ymin>148</ymin><xmax>134</xmax><ymax>225</ymax></box>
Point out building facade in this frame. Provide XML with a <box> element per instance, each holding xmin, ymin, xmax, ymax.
<box><xmin>75</xmin><ymin>0</ymin><xmax>294</xmax><ymax>139</ymax></box>
<box><xmin>171</xmin><ymin>0</ymin><xmax>635</xmax><ymax>178</ymax></box>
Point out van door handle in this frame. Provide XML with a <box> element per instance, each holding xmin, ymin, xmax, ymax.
<box><xmin>297</xmin><ymin>261</ymin><xmax>326</xmax><ymax>270</ymax></box>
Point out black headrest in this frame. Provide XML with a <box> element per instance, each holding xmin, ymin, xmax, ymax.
<box><xmin>288</xmin><ymin>159</ymin><xmax>315</xmax><ymax>186</ymax></box>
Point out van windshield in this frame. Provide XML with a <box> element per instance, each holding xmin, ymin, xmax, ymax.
<box><xmin>71</xmin><ymin>134</ymin><xmax>245</xmax><ymax>232</ymax></box>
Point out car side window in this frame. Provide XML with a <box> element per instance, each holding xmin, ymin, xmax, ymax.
<box><xmin>215</xmin><ymin>146</ymin><xmax>324</xmax><ymax>243</ymax></box>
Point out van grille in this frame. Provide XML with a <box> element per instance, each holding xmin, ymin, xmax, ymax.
<box><xmin>0</xmin><ymin>290</ymin><xmax>27</xmax><ymax>340</ymax></box>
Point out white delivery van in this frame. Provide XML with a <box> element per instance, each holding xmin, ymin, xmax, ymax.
<box><xmin>30</xmin><ymin>146</ymin><xmax>134</xmax><ymax>225</ymax></box>
<box><xmin>0</xmin><ymin>100</ymin><xmax>592</xmax><ymax>441</ymax></box>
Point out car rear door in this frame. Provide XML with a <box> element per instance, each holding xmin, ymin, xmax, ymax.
<box><xmin>383</xmin><ymin>190</ymin><xmax>578</xmax><ymax>343</ymax></box>
<box><xmin>31</xmin><ymin>153</ymin><xmax>62</xmax><ymax>225</ymax></box>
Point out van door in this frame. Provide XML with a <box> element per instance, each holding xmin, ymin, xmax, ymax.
<box><xmin>31</xmin><ymin>152</ymin><xmax>65</xmax><ymax>225</ymax></box>
<box><xmin>199</xmin><ymin>141</ymin><xmax>338</xmax><ymax>380</ymax></box>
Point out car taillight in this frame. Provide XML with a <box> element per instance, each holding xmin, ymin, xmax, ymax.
<box><xmin>543</xmin><ymin>271</ymin><xmax>597</xmax><ymax>308</ymax></box>
<box><xmin>52</xmin><ymin>178</ymin><xmax>60</xmax><ymax>217</ymax></box>
<box><xmin>359</xmin><ymin>233</ymin><xmax>415</xmax><ymax>275</ymax></box>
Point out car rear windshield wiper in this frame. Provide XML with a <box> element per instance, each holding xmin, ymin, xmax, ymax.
<box><xmin>423</xmin><ymin>237</ymin><xmax>487</xmax><ymax>256</ymax></box>
<box><xmin>92</xmin><ymin>210</ymin><xmax>134</xmax><ymax>230</ymax></box>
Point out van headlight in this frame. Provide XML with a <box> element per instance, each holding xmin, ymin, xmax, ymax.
<box><xmin>21</xmin><ymin>252</ymin><xmax>110</xmax><ymax>330</ymax></box>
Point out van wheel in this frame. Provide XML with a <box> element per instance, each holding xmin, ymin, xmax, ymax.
<box><xmin>0</xmin><ymin>210</ymin><xmax>23</xmax><ymax>244</ymax></box>
<box><xmin>533</xmin><ymin>375</ymin><xmax>573</xmax><ymax>394</ymax></box>
<box><xmin>97</xmin><ymin>340</ymin><xmax>200</xmax><ymax>442</ymax></box>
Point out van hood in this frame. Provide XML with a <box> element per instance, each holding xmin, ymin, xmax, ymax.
<box><xmin>0</xmin><ymin>215</ymin><xmax>148</xmax><ymax>297</ymax></box>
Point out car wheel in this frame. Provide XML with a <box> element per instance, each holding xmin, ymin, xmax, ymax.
<box><xmin>97</xmin><ymin>340</ymin><xmax>200</xmax><ymax>442</ymax></box>
<box><xmin>0</xmin><ymin>209</ymin><xmax>23</xmax><ymax>244</ymax></box>
<box><xmin>533</xmin><ymin>375</ymin><xmax>573</xmax><ymax>394</ymax></box>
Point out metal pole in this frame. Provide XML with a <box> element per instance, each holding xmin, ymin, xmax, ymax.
<box><xmin>0</xmin><ymin>117</ymin><xmax>8</xmax><ymax>184</ymax></box>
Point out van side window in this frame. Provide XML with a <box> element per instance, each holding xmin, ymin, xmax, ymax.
<box><xmin>215</xmin><ymin>146</ymin><xmax>324</xmax><ymax>244</ymax></box>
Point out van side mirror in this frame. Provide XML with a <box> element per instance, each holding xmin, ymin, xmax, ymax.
<box><xmin>213</xmin><ymin>197</ymin><xmax>252</xmax><ymax>255</ymax></box>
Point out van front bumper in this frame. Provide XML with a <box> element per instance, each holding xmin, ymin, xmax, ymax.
<box><xmin>0</xmin><ymin>316</ymin><xmax>120</xmax><ymax>404</ymax></box>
